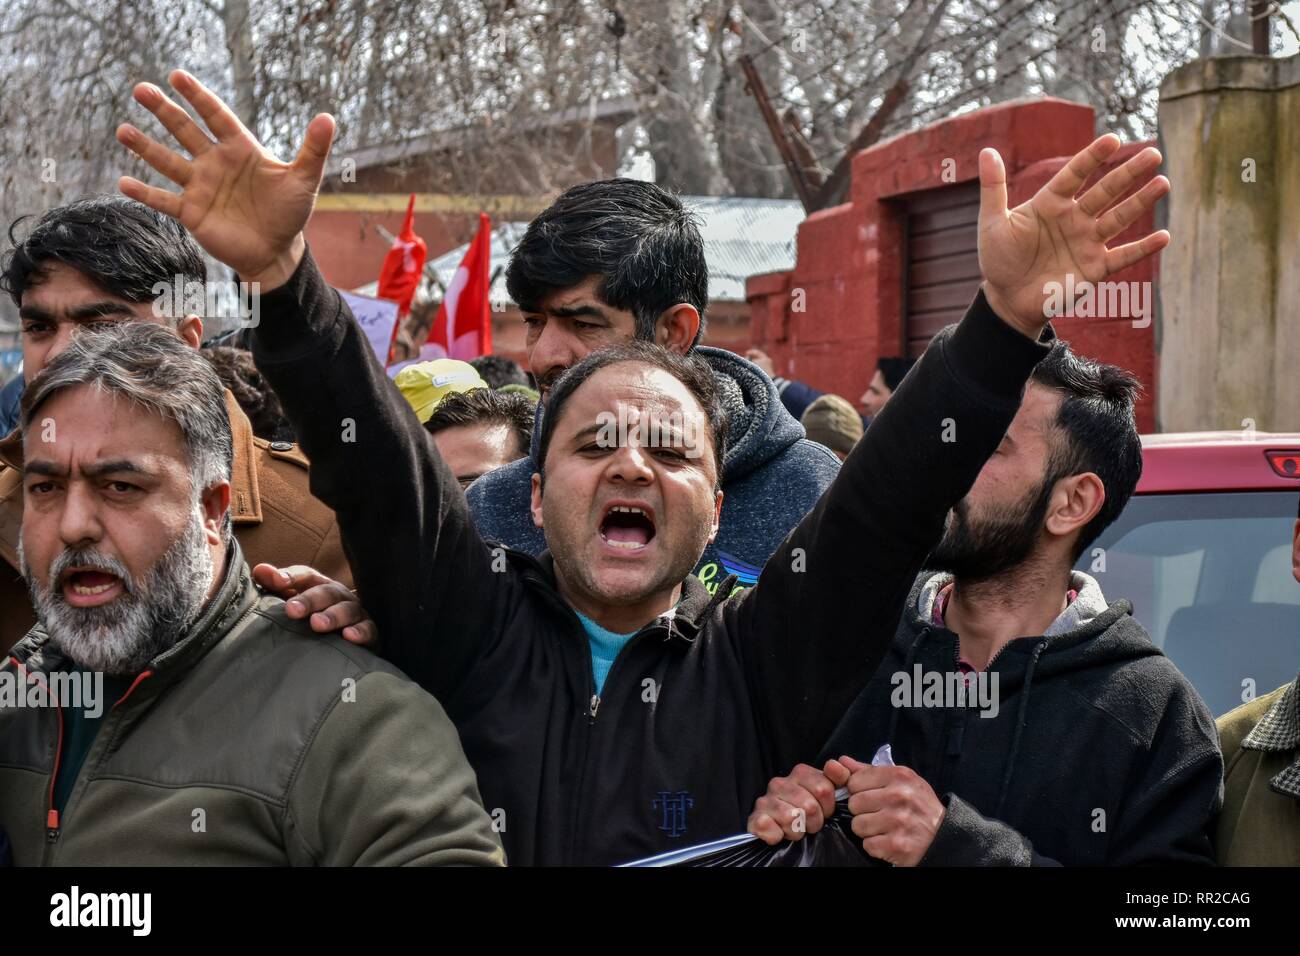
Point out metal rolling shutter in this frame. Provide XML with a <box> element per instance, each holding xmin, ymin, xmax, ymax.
<box><xmin>902</xmin><ymin>181</ymin><xmax>983</xmax><ymax>357</ymax></box>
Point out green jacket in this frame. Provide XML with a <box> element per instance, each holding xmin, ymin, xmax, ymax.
<box><xmin>1214</xmin><ymin>676</ymin><xmax>1300</xmax><ymax>866</ymax></box>
<box><xmin>0</xmin><ymin>542</ymin><xmax>505</xmax><ymax>866</ymax></box>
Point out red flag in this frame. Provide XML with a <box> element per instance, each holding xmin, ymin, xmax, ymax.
<box><xmin>429</xmin><ymin>212</ymin><xmax>493</xmax><ymax>360</ymax></box>
<box><xmin>376</xmin><ymin>194</ymin><xmax>427</xmax><ymax>318</ymax></box>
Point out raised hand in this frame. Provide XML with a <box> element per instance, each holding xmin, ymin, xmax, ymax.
<box><xmin>115</xmin><ymin>69</ymin><xmax>335</xmax><ymax>290</ymax></box>
<box><xmin>978</xmin><ymin>133</ymin><xmax>1170</xmax><ymax>338</ymax></box>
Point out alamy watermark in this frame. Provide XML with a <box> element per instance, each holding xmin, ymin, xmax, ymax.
<box><xmin>1042</xmin><ymin>275</ymin><xmax>1151</xmax><ymax>329</ymax></box>
<box><xmin>0</xmin><ymin>667</ymin><xmax>103</xmax><ymax>718</ymax></box>
<box><xmin>595</xmin><ymin>403</ymin><xmax>706</xmax><ymax>460</ymax></box>
<box><xmin>50</xmin><ymin>886</ymin><xmax>151</xmax><ymax>936</ymax></box>
<box><xmin>890</xmin><ymin>664</ymin><xmax>999</xmax><ymax>718</ymax></box>
<box><xmin>152</xmin><ymin>275</ymin><xmax>260</xmax><ymax>328</ymax></box>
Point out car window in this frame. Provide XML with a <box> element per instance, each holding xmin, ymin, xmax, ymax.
<box><xmin>1253</xmin><ymin>543</ymin><xmax>1300</xmax><ymax>604</ymax></box>
<box><xmin>1078</xmin><ymin>491</ymin><xmax>1300</xmax><ymax>718</ymax></box>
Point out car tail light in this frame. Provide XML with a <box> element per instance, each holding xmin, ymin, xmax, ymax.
<box><xmin>1265</xmin><ymin>449</ymin><xmax>1300</xmax><ymax>478</ymax></box>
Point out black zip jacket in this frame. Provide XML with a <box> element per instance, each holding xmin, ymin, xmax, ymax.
<box><xmin>819</xmin><ymin>573</ymin><xmax>1223</xmax><ymax>865</ymax></box>
<box><xmin>251</xmin><ymin>249</ymin><xmax>1051</xmax><ymax>865</ymax></box>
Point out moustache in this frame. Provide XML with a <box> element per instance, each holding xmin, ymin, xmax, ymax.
<box><xmin>48</xmin><ymin>547</ymin><xmax>137</xmax><ymax>598</ymax></box>
<box><xmin>535</xmin><ymin>369</ymin><xmax>566</xmax><ymax>393</ymax></box>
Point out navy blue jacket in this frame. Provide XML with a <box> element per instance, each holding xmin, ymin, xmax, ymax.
<box><xmin>0</xmin><ymin>375</ymin><xmax>22</xmax><ymax>437</ymax></box>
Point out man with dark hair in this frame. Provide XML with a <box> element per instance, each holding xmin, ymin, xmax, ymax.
<box><xmin>465</xmin><ymin>178</ymin><xmax>841</xmax><ymax>597</ymax></box>
<box><xmin>748</xmin><ymin>343</ymin><xmax>1222</xmax><ymax>866</ymax></box>
<box><xmin>468</xmin><ymin>354</ymin><xmax>530</xmax><ymax>391</ymax></box>
<box><xmin>0</xmin><ymin>323</ymin><xmax>502</xmax><ymax>866</ymax></box>
<box><xmin>0</xmin><ymin>196</ymin><xmax>354</xmax><ymax>653</ymax></box>
<box><xmin>861</xmin><ymin>356</ymin><xmax>918</xmax><ymax>420</ymax></box>
<box><xmin>745</xmin><ymin>348</ymin><xmax>912</xmax><ymax>428</ymax></box>
<box><xmin>506</xmin><ymin>179</ymin><xmax>710</xmax><ymax>351</ymax></box>
<box><xmin>532</xmin><ymin>340</ymin><xmax>728</xmax><ymax>483</ymax></box>
<box><xmin>116</xmin><ymin>69</ymin><xmax>1170</xmax><ymax>864</ymax></box>
<box><xmin>425</xmin><ymin>386</ymin><xmax>535</xmax><ymax>489</ymax></box>
<box><xmin>1214</xmin><ymin>493</ymin><xmax>1300</xmax><ymax>866</ymax></box>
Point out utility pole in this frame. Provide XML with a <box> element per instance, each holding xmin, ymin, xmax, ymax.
<box><xmin>738</xmin><ymin>54</ymin><xmax>817</xmax><ymax>211</ymax></box>
<box><xmin>813</xmin><ymin>77</ymin><xmax>910</xmax><ymax>210</ymax></box>
<box><xmin>737</xmin><ymin>0</ymin><xmax>949</xmax><ymax>211</ymax></box>
<box><xmin>1250</xmin><ymin>0</ymin><xmax>1271</xmax><ymax>54</ymax></box>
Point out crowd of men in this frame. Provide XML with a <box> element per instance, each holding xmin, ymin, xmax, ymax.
<box><xmin>0</xmin><ymin>68</ymin><xmax>1295</xmax><ymax>867</ymax></box>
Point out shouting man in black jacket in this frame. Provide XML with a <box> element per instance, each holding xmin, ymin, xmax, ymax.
<box><xmin>747</xmin><ymin>347</ymin><xmax>1222</xmax><ymax>865</ymax></box>
<box><xmin>114</xmin><ymin>69</ymin><xmax>1171</xmax><ymax>865</ymax></box>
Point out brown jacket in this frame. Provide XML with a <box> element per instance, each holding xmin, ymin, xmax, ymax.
<box><xmin>1215</xmin><ymin>676</ymin><xmax>1300</xmax><ymax>866</ymax></box>
<box><xmin>0</xmin><ymin>390</ymin><xmax>350</xmax><ymax>653</ymax></box>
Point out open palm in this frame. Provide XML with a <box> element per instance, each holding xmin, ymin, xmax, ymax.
<box><xmin>977</xmin><ymin>134</ymin><xmax>1170</xmax><ymax>337</ymax></box>
<box><xmin>116</xmin><ymin>70</ymin><xmax>335</xmax><ymax>288</ymax></box>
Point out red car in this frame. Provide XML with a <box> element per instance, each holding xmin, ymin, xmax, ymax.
<box><xmin>1075</xmin><ymin>432</ymin><xmax>1300</xmax><ymax>717</ymax></box>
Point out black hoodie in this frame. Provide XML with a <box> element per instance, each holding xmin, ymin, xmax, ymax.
<box><xmin>820</xmin><ymin>571</ymin><xmax>1223</xmax><ymax>866</ymax></box>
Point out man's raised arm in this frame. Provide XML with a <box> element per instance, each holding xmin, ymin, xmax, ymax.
<box><xmin>114</xmin><ymin>70</ymin><xmax>512</xmax><ymax>698</ymax></box>
<box><xmin>732</xmin><ymin>135</ymin><xmax>1171</xmax><ymax>773</ymax></box>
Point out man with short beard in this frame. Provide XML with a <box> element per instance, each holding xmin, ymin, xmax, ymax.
<box><xmin>0</xmin><ymin>323</ymin><xmax>502</xmax><ymax>866</ymax></box>
<box><xmin>747</xmin><ymin>345</ymin><xmax>1222</xmax><ymax>865</ymax></box>
<box><xmin>19</xmin><ymin>453</ymin><xmax>215</xmax><ymax>678</ymax></box>
<box><xmin>0</xmin><ymin>196</ymin><xmax>363</xmax><ymax>654</ymax></box>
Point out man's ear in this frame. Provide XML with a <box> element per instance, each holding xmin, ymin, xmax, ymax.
<box><xmin>200</xmin><ymin>480</ymin><xmax>231</xmax><ymax>547</ymax></box>
<box><xmin>530</xmin><ymin>472</ymin><xmax>544</xmax><ymax>530</ymax></box>
<box><xmin>1044</xmin><ymin>472</ymin><xmax>1105</xmax><ymax>543</ymax></box>
<box><xmin>707</xmin><ymin>489</ymin><xmax>724</xmax><ymax>544</ymax></box>
<box><xmin>178</xmin><ymin>314</ymin><xmax>204</xmax><ymax>350</ymax></box>
<box><xmin>1291</xmin><ymin>518</ymin><xmax>1299</xmax><ymax>585</ymax></box>
<box><xmin>656</xmin><ymin>303</ymin><xmax>701</xmax><ymax>355</ymax></box>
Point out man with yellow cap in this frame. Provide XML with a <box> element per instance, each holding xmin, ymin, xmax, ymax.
<box><xmin>394</xmin><ymin>359</ymin><xmax>488</xmax><ymax>424</ymax></box>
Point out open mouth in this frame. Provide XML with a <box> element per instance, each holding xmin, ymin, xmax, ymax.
<box><xmin>598</xmin><ymin>503</ymin><xmax>657</xmax><ymax>552</ymax></box>
<box><xmin>59</xmin><ymin>568</ymin><xmax>125</xmax><ymax>607</ymax></box>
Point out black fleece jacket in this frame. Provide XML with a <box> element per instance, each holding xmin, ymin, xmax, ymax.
<box><xmin>820</xmin><ymin>573</ymin><xmax>1223</xmax><ymax>866</ymax></box>
<box><xmin>251</xmin><ymin>249</ymin><xmax>1051</xmax><ymax>865</ymax></box>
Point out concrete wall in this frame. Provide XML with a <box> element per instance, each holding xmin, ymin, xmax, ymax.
<box><xmin>1158</xmin><ymin>54</ymin><xmax>1300</xmax><ymax>433</ymax></box>
<box><xmin>746</xmin><ymin>98</ymin><xmax>1162</xmax><ymax>433</ymax></box>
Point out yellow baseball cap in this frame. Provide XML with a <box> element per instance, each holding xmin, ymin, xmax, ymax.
<box><xmin>394</xmin><ymin>359</ymin><xmax>488</xmax><ymax>423</ymax></box>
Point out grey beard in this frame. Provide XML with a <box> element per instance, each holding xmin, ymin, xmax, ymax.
<box><xmin>21</xmin><ymin>510</ymin><xmax>215</xmax><ymax>676</ymax></box>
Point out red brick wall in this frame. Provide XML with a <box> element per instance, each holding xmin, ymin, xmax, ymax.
<box><xmin>746</xmin><ymin>98</ymin><xmax>1159</xmax><ymax>432</ymax></box>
